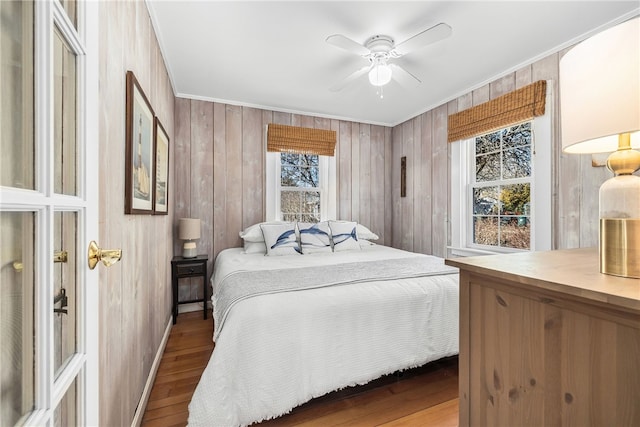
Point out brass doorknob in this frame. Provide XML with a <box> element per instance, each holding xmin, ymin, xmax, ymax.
<box><xmin>88</xmin><ymin>241</ymin><xmax>122</xmax><ymax>270</ymax></box>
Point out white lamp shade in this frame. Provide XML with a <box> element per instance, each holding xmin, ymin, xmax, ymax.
<box><xmin>178</xmin><ymin>218</ymin><xmax>200</xmax><ymax>240</ymax></box>
<box><xmin>560</xmin><ymin>16</ymin><xmax>640</xmax><ymax>153</ymax></box>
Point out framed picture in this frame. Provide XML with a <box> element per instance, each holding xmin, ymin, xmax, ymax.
<box><xmin>153</xmin><ymin>118</ymin><xmax>170</xmax><ymax>214</ymax></box>
<box><xmin>125</xmin><ymin>70</ymin><xmax>155</xmax><ymax>214</ymax></box>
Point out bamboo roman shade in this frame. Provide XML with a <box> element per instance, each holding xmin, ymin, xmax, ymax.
<box><xmin>267</xmin><ymin>123</ymin><xmax>336</xmax><ymax>156</ymax></box>
<box><xmin>447</xmin><ymin>80</ymin><xmax>547</xmax><ymax>142</ymax></box>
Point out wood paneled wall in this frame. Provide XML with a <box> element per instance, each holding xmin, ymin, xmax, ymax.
<box><xmin>173</xmin><ymin>101</ymin><xmax>393</xmax><ymax>300</ymax></box>
<box><xmin>98</xmin><ymin>2</ymin><xmax>175</xmax><ymax>426</ymax></box>
<box><xmin>391</xmin><ymin>50</ymin><xmax>611</xmax><ymax>256</ymax></box>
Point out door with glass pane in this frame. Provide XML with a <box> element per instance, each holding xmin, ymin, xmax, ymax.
<box><xmin>0</xmin><ymin>1</ymin><xmax>99</xmax><ymax>425</ymax></box>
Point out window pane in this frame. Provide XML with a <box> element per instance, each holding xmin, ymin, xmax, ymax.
<box><xmin>0</xmin><ymin>212</ymin><xmax>35</xmax><ymax>426</ymax></box>
<box><xmin>53</xmin><ymin>212</ymin><xmax>77</xmax><ymax>377</ymax></box>
<box><xmin>500</xmin><ymin>183</ymin><xmax>530</xmax><ymax>215</ymax></box>
<box><xmin>473</xmin><ymin>216</ymin><xmax>498</xmax><ymax>246</ymax></box>
<box><xmin>54</xmin><ymin>27</ymin><xmax>77</xmax><ymax>196</ymax></box>
<box><xmin>473</xmin><ymin>186</ymin><xmax>499</xmax><ymax>215</ymax></box>
<box><xmin>500</xmin><ymin>217</ymin><xmax>530</xmax><ymax>249</ymax></box>
<box><xmin>280</xmin><ymin>153</ymin><xmax>299</xmax><ymax>166</ymax></box>
<box><xmin>0</xmin><ymin>1</ymin><xmax>34</xmax><ymax>189</ymax></box>
<box><xmin>54</xmin><ymin>377</ymin><xmax>76</xmax><ymax>427</ymax></box>
<box><xmin>475</xmin><ymin>132</ymin><xmax>501</xmax><ymax>154</ymax></box>
<box><xmin>475</xmin><ymin>153</ymin><xmax>500</xmax><ymax>182</ymax></box>
<box><xmin>503</xmin><ymin>122</ymin><xmax>531</xmax><ymax>149</ymax></box>
<box><xmin>281</xmin><ymin>166</ymin><xmax>297</xmax><ymax>186</ymax></box>
<box><xmin>503</xmin><ymin>146</ymin><xmax>531</xmax><ymax>179</ymax></box>
<box><xmin>281</xmin><ymin>191</ymin><xmax>300</xmax><ymax>217</ymax></box>
<box><xmin>301</xmin><ymin>191</ymin><xmax>320</xmax><ymax>214</ymax></box>
<box><xmin>300</xmin><ymin>154</ymin><xmax>319</xmax><ymax>167</ymax></box>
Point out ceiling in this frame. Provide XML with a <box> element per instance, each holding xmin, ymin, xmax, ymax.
<box><xmin>146</xmin><ymin>1</ymin><xmax>639</xmax><ymax>127</ymax></box>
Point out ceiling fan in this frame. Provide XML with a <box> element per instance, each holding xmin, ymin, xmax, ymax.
<box><xmin>326</xmin><ymin>23</ymin><xmax>452</xmax><ymax>92</ymax></box>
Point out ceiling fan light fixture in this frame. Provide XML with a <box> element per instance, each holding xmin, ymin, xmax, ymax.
<box><xmin>368</xmin><ymin>62</ymin><xmax>392</xmax><ymax>87</ymax></box>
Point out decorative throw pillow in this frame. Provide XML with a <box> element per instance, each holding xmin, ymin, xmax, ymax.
<box><xmin>298</xmin><ymin>221</ymin><xmax>332</xmax><ymax>254</ymax></box>
<box><xmin>260</xmin><ymin>223</ymin><xmax>300</xmax><ymax>256</ymax></box>
<box><xmin>329</xmin><ymin>221</ymin><xmax>360</xmax><ymax>252</ymax></box>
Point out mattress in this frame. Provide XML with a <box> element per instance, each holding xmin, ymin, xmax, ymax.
<box><xmin>188</xmin><ymin>244</ymin><xmax>459</xmax><ymax>426</ymax></box>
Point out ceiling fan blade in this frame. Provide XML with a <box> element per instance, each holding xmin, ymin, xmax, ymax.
<box><xmin>329</xmin><ymin>65</ymin><xmax>372</xmax><ymax>92</ymax></box>
<box><xmin>326</xmin><ymin>34</ymin><xmax>370</xmax><ymax>56</ymax></box>
<box><xmin>394</xmin><ymin>23</ymin><xmax>452</xmax><ymax>56</ymax></box>
<box><xmin>389</xmin><ymin>63</ymin><xmax>421</xmax><ymax>88</ymax></box>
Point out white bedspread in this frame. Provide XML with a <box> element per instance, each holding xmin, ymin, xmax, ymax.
<box><xmin>188</xmin><ymin>245</ymin><xmax>459</xmax><ymax>427</ymax></box>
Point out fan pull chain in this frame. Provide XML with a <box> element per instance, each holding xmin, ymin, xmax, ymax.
<box><xmin>376</xmin><ymin>86</ymin><xmax>384</xmax><ymax>99</ymax></box>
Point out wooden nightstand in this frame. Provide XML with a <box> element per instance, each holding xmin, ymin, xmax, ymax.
<box><xmin>171</xmin><ymin>255</ymin><xmax>209</xmax><ymax>324</ymax></box>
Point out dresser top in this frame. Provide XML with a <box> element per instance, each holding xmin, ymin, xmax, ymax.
<box><xmin>446</xmin><ymin>247</ymin><xmax>640</xmax><ymax>312</ymax></box>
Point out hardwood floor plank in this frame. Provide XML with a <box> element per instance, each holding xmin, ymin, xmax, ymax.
<box><xmin>143</xmin><ymin>311</ymin><xmax>460</xmax><ymax>426</ymax></box>
<box><xmin>377</xmin><ymin>399</ymin><xmax>459</xmax><ymax>427</ymax></box>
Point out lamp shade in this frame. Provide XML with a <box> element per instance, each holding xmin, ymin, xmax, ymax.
<box><xmin>560</xmin><ymin>16</ymin><xmax>640</xmax><ymax>154</ymax></box>
<box><xmin>178</xmin><ymin>218</ymin><xmax>200</xmax><ymax>240</ymax></box>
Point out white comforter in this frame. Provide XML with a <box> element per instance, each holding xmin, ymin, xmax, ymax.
<box><xmin>188</xmin><ymin>245</ymin><xmax>459</xmax><ymax>426</ymax></box>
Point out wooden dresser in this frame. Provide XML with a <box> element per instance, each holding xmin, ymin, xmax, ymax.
<box><xmin>446</xmin><ymin>248</ymin><xmax>640</xmax><ymax>426</ymax></box>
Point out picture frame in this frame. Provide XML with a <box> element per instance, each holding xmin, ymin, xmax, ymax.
<box><xmin>125</xmin><ymin>70</ymin><xmax>155</xmax><ymax>214</ymax></box>
<box><xmin>153</xmin><ymin>118</ymin><xmax>170</xmax><ymax>214</ymax></box>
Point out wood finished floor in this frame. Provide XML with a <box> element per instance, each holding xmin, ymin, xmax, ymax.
<box><xmin>142</xmin><ymin>311</ymin><xmax>459</xmax><ymax>427</ymax></box>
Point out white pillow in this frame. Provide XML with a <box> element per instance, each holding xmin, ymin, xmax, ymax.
<box><xmin>243</xmin><ymin>240</ymin><xmax>267</xmax><ymax>254</ymax></box>
<box><xmin>357</xmin><ymin>223</ymin><xmax>379</xmax><ymax>240</ymax></box>
<box><xmin>240</xmin><ymin>221</ymin><xmax>286</xmax><ymax>242</ymax></box>
<box><xmin>298</xmin><ymin>221</ymin><xmax>332</xmax><ymax>254</ymax></box>
<box><xmin>260</xmin><ymin>223</ymin><xmax>300</xmax><ymax>256</ymax></box>
<box><xmin>329</xmin><ymin>221</ymin><xmax>360</xmax><ymax>252</ymax></box>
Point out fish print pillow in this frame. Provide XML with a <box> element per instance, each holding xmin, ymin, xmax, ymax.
<box><xmin>260</xmin><ymin>223</ymin><xmax>300</xmax><ymax>256</ymax></box>
<box><xmin>298</xmin><ymin>221</ymin><xmax>332</xmax><ymax>254</ymax></box>
<box><xmin>329</xmin><ymin>221</ymin><xmax>361</xmax><ymax>252</ymax></box>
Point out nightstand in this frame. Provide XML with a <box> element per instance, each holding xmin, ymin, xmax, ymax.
<box><xmin>171</xmin><ymin>255</ymin><xmax>209</xmax><ymax>324</ymax></box>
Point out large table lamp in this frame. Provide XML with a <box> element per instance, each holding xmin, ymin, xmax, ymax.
<box><xmin>560</xmin><ymin>16</ymin><xmax>640</xmax><ymax>278</ymax></box>
<box><xmin>178</xmin><ymin>218</ymin><xmax>201</xmax><ymax>258</ymax></box>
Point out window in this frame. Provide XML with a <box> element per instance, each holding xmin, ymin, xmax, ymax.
<box><xmin>472</xmin><ymin>122</ymin><xmax>532</xmax><ymax>250</ymax></box>
<box><xmin>279</xmin><ymin>153</ymin><xmax>321</xmax><ymax>222</ymax></box>
<box><xmin>450</xmin><ymin>86</ymin><xmax>552</xmax><ymax>256</ymax></box>
<box><xmin>266</xmin><ymin>152</ymin><xmax>336</xmax><ymax>222</ymax></box>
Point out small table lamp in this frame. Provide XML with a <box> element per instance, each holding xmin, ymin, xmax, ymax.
<box><xmin>560</xmin><ymin>16</ymin><xmax>639</xmax><ymax>278</ymax></box>
<box><xmin>178</xmin><ymin>218</ymin><xmax>201</xmax><ymax>258</ymax></box>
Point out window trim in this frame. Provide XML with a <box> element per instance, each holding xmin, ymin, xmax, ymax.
<box><xmin>450</xmin><ymin>81</ymin><xmax>552</xmax><ymax>257</ymax></box>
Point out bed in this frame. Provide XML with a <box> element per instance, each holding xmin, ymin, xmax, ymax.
<box><xmin>188</xmin><ymin>222</ymin><xmax>459</xmax><ymax>426</ymax></box>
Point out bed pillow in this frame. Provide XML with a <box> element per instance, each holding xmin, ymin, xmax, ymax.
<box><xmin>356</xmin><ymin>224</ymin><xmax>379</xmax><ymax>241</ymax></box>
<box><xmin>260</xmin><ymin>223</ymin><xmax>300</xmax><ymax>256</ymax></box>
<box><xmin>298</xmin><ymin>221</ymin><xmax>332</xmax><ymax>254</ymax></box>
<box><xmin>239</xmin><ymin>221</ymin><xmax>286</xmax><ymax>243</ymax></box>
<box><xmin>243</xmin><ymin>240</ymin><xmax>267</xmax><ymax>254</ymax></box>
<box><xmin>329</xmin><ymin>220</ymin><xmax>360</xmax><ymax>252</ymax></box>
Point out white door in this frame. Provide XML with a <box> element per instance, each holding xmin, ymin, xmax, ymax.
<box><xmin>0</xmin><ymin>0</ymin><xmax>100</xmax><ymax>425</ymax></box>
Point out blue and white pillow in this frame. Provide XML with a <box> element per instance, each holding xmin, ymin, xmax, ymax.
<box><xmin>298</xmin><ymin>221</ymin><xmax>332</xmax><ymax>254</ymax></box>
<box><xmin>260</xmin><ymin>223</ymin><xmax>300</xmax><ymax>256</ymax></box>
<box><xmin>329</xmin><ymin>220</ymin><xmax>360</xmax><ymax>252</ymax></box>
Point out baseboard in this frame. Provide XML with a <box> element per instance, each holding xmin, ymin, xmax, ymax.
<box><xmin>131</xmin><ymin>316</ymin><xmax>172</xmax><ymax>427</ymax></box>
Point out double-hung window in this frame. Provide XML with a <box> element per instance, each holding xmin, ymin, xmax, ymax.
<box><xmin>279</xmin><ymin>153</ymin><xmax>321</xmax><ymax>221</ymax></box>
<box><xmin>265</xmin><ymin>125</ymin><xmax>337</xmax><ymax>222</ymax></box>
<box><xmin>472</xmin><ymin>122</ymin><xmax>533</xmax><ymax>250</ymax></box>
<box><xmin>450</xmin><ymin>81</ymin><xmax>552</xmax><ymax>256</ymax></box>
